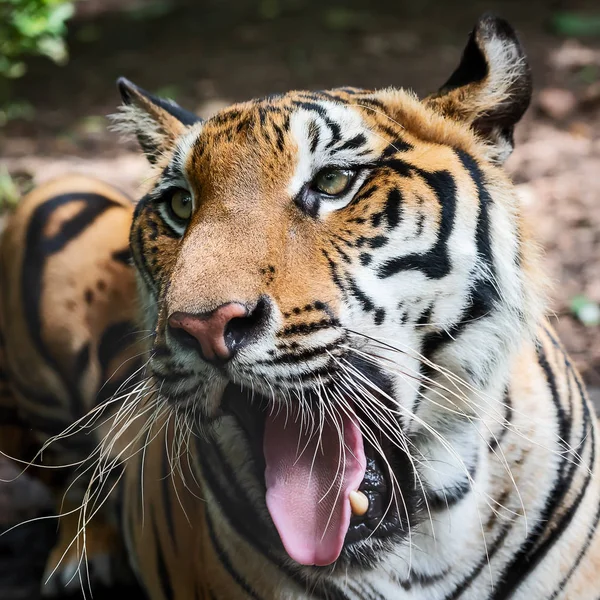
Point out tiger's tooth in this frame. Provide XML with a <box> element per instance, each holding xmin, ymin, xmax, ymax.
<box><xmin>349</xmin><ymin>490</ymin><xmax>369</xmax><ymax>516</ymax></box>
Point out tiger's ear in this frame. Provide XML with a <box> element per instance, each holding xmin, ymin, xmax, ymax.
<box><xmin>112</xmin><ymin>77</ymin><xmax>202</xmax><ymax>163</ymax></box>
<box><xmin>425</xmin><ymin>14</ymin><xmax>531</xmax><ymax>163</ymax></box>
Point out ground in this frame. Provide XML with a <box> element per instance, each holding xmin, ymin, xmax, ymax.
<box><xmin>0</xmin><ymin>0</ymin><xmax>599</xmax><ymax>597</ymax></box>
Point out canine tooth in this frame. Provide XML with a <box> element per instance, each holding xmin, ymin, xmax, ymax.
<box><xmin>349</xmin><ymin>490</ymin><xmax>369</xmax><ymax>516</ymax></box>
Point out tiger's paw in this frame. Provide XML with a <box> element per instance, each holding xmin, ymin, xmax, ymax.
<box><xmin>40</xmin><ymin>512</ymin><xmax>130</xmax><ymax>597</ymax></box>
<box><xmin>41</xmin><ymin>551</ymin><xmax>114</xmax><ymax>596</ymax></box>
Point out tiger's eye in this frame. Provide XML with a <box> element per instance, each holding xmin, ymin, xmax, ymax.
<box><xmin>312</xmin><ymin>169</ymin><xmax>352</xmax><ymax>196</ymax></box>
<box><xmin>170</xmin><ymin>189</ymin><xmax>192</xmax><ymax>220</ymax></box>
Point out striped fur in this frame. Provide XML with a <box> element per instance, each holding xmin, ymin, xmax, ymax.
<box><xmin>0</xmin><ymin>175</ymin><xmax>144</xmax><ymax>593</ymax></box>
<box><xmin>1</xmin><ymin>15</ymin><xmax>599</xmax><ymax>600</ymax></box>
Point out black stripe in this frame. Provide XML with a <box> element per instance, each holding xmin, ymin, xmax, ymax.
<box><xmin>490</xmin><ymin>435</ymin><xmax>594</xmax><ymax>599</ymax></box>
<box><xmin>346</xmin><ymin>275</ymin><xmax>375</xmax><ymax>312</ymax></box>
<box><xmin>204</xmin><ymin>507</ymin><xmax>265</xmax><ymax>600</ymax></box>
<box><xmin>323</xmin><ymin>117</ymin><xmax>342</xmax><ymax>148</ymax></box>
<box><xmin>23</xmin><ymin>192</ymin><xmax>119</xmax><ymax>417</ymax></box>
<box><xmin>308</xmin><ymin>120</ymin><xmax>320</xmax><ymax>153</ymax></box>
<box><xmin>456</xmin><ymin>151</ymin><xmax>495</xmax><ymax>273</ymax></box>
<box><xmin>426</xmin><ymin>455</ymin><xmax>477</xmax><ymax>511</ymax></box>
<box><xmin>380</xmin><ymin>138</ymin><xmax>413</xmax><ymax>157</ymax></box>
<box><xmin>351</xmin><ymin>178</ymin><xmax>379</xmax><ymax>208</ymax></box>
<box><xmin>380</xmin><ymin>157</ymin><xmax>412</xmax><ymax>177</ymax></box>
<box><xmin>537</xmin><ymin>341</ymin><xmax>569</xmax><ymax>469</ymax></box>
<box><xmin>549</xmin><ymin>488</ymin><xmax>600</xmax><ymax>598</ymax></box>
<box><xmin>279</xmin><ymin>319</ymin><xmax>337</xmax><ymax>337</ymax></box>
<box><xmin>257</xmin><ymin>341</ymin><xmax>341</xmax><ymax>365</ymax></box>
<box><xmin>415</xmin><ymin>304</ymin><xmax>433</xmax><ymax>326</ymax></box>
<box><xmin>488</xmin><ymin>389</ymin><xmax>512</xmax><ymax>452</ymax></box>
<box><xmin>378</xmin><ymin>167</ymin><xmax>457</xmax><ymax>279</ymax></box>
<box><xmin>384</xmin><ymin>187</ymin><xmax>403</xmax><ymax>229</ymax></box>
<box><xmin>444</xmin><ymin>523</ymin><xmax>513</xmax><ymax>600</ymax></box>
<box><xmin>331</xmin><ymin>240</ymin><xmax>351</xmax><ymax>263</ymax></box>
<box><xmin>130</xmin><ymin>204</ymin><xmax>158</xmax><ymax>295</ymax></box>
<box><xmin>400</xmin><ymin>567</ymin><xmax>450</xmax><ymax>590</ymax></box>
<box><xmin>112</xmin><ymin>247</ymin><xmax>132</xmax><ymax>265</ymax></box>
<box><xmin>421</xmin><ymin>274</ymin><xmax>499</xmax><ymax>361</ymax></box>
<box><xmin>355</xmin><ymin>235</ymin><xmax>388</xmax><ymax>249</ymax></box>
<box><xmin>321</xmin><ymin>249</ymin><xmax>346</xmax><ymax>296</ymax></box>
<box><xmin>336</xmin><ymin>133</ymin><xmax>366</xmax><ymax>152</ymax></box>
<box><xmin>291</xmin><ymin>101</ymin><xmax>327</xmax><ymax>118</ymax></box>
<box><xmin>98</xmin><ymin>321</ymin><xmax>138</xmax><ymax>378</ymax></box>
<box><xmin>374</xmin><ymin>307</ymin><xmax>385</xmax><ymax>325</ymax></box>
<box><xmin>352</xmin><ymin>581</ymin><xmax>386</xmax><ymax>600</ymax></box>
<box><xmin>272</xmin><ymin>123</ymin><xmax>285</xmax><ymax>152</ymax></box>
<box><xmin>154</xmin><ymin>520</ymin><xmax>175</xmax><ymax>600</ymax></box>
<box><xmin>488</xmin><ymin>340</ymin><xmax>592</xmax><ymax>599</ymax></box>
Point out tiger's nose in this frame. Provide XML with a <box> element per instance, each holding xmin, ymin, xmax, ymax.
<box><xmin>167</xmin><ymin>299</ymin><xmax>270</xmax><ymax>363</ymax></box>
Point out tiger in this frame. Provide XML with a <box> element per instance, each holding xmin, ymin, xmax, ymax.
<box><xmin>1</xmin><ymin>13</ymin><xmax>599</xmax><ymax>600</ymax></box>
<box><xmin>0</xmin><ymin>175</ymin><xmax>144</xmax><ymax>594</ymax></box>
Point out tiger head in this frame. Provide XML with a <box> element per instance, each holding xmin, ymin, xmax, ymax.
<box><xmin>114</xmin><ymin>15</ymin><xmax>544</xmax><ymax>571</ymax></box>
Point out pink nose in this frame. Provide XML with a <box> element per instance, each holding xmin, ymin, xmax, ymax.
<box><xmin>168</xmin><ymin>302</ymin><xmax>249</xmax><ymax>362</ymax></box>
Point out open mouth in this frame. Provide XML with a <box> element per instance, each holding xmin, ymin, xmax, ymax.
<box><xmin>220</xmin><ymin>382</ymin><xmax>409</xmax><ymax>568</ymax></box>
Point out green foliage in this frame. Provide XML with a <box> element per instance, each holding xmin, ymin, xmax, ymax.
<box><xmin>0</xmin><ymin>166</ymin><xmax>21</xmax><ymax>211</ymax></box>
<box><xmin>570</xmin><ymin>295</ymin><xmax>600</xmax><ymax>327</ymax></box>
<box><xmin>552</xmin><ymin>12</ymin><xmax>600</xmax><ymax>38</ymax></box>
<box><xmin>0</xmin><ymin>0</ymin><xmax>74</xmax><ymax>78</ymax></box>
<box><xmin>0</xmin><ymin>167</ymin><xmax>34</xmax><ymax>213</ymax></box>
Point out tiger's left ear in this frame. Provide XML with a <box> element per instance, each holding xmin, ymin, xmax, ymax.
<box><xmin>111</xmin><ymin>77</ymin><xmax>202</xmax><ymax>164</ymax></box>
<box><xmin>425</xmin><ymin>14</ymin><xmax>532</xmax><ymax>163</ymax></box>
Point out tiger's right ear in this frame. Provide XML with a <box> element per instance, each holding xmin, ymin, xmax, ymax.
<box><xmin>111</xmin><ymin>77</ymin><xmax>202</xmax><ymax>164</ymax></box>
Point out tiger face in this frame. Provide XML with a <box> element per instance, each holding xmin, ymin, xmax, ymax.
<box><xmin>115</xmin><ymin>16</ymin><xmax>543</xmax><ymax>570</ymax></box>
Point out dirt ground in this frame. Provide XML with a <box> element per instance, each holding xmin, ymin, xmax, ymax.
<box><xmin>0</xmin><ymin>0</ymin><xmax>599</xmax><ymax>597</ymax></box>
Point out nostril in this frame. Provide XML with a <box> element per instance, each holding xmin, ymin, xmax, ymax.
<box><xmin>224</xmin><ymin>296</ymin><xmax>271</xmax><ymax>354</ymax></box>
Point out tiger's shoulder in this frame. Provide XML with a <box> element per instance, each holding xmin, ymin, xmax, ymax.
<box><xmin>0</xmin><ymin>173</ymin><xmax>142</xmax><ymax>446</ymax></box>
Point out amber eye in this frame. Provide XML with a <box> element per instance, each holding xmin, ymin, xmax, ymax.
<box><xmin>312</xmin><ymin>168</ymin><xmax>353</xmax><ymax>196</ymax></box>
<box><xmin>170</xmin><ymin>189</ymin><xmax>193</xmax><ymax>221</ymax></box>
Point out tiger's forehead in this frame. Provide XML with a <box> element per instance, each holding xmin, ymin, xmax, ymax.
<box><xmin>154</xmin><ymin>85</ymin><xmax>489</xmax><ymax>200</ymax></box>
<box><xmin>166</xmin><ymin>89</ymin><xmax>390</xmax><ymax>187</ymax></box>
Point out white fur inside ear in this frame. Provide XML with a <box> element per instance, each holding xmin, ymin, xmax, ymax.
<box><xmin>482</xmin><ymin>35</ymin><xmax>527</xmax><ymax>109</ymax></box>
<box><xmin>109</xmin><ymin>105</ymin><xmax>161</xmax><ymax>143</ymax></box>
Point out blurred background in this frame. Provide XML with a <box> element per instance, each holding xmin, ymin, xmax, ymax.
<box><xmin>0</xmin><ymin>0</ymin><xmax>599</xmax><ymax>597</ymax></box>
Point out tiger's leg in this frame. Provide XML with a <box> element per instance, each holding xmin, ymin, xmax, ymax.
<box><xmin>0</xmin><ymin>175</ymin><xmax>145</xmax><ymax>596</ymax></box>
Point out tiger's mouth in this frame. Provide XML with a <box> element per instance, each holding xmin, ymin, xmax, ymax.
<box><xmin>221</xmin><ymin>382</ymin><xmax>408</xmax><ymax>567</ymax></box>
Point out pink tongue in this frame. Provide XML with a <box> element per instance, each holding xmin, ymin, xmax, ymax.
<box><xmin>264</xmin><ymin>409</ymin><xmax>366</xmax><ymax>566</ymax></box>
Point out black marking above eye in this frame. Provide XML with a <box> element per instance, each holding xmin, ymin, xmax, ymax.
<box><xmin>308</xmin><ymin>120</ymin><xmax>320</xmax><ymax>153</ymax></box>
<box><xmin>337</xmin><ymin>133</ymin><xmax>367</xmax><ymax>152</ymax></box>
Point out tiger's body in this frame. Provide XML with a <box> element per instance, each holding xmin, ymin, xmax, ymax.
<box><xmin>120</xmin><ymin>324</ymin><xmax>600</xmax><ymax>600</ymax></box>
<box><xmin>0</xmin><ymin>175</ymin><xmax>144</xmax><ymax>593</ymax></box>
<box><xmin>1</xmin><ymin>15</ymin><xmax>599</xmax><ymax>600</ymax></box>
